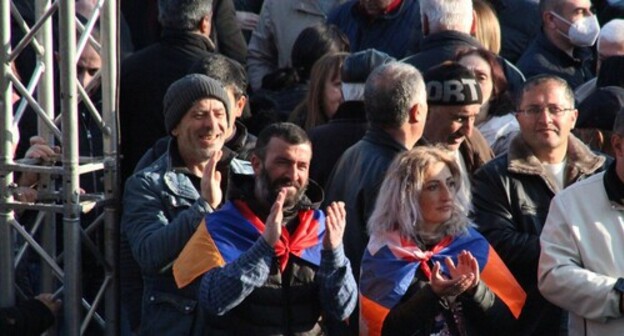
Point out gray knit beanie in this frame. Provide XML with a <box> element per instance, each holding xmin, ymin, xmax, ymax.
<box><xmin>163</xmin><ymin>74</ymin><xmax>232</xmax><ymax>133</ymax></box>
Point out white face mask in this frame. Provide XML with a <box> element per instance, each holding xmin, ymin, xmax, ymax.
<box><xmin>550</xmin><ymin>11</ymin><xmax>600</xmax><ymax>47</ymax></box>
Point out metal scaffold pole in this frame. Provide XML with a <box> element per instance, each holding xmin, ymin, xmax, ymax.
<box><xmin>58</xmin><ymin>1</ymin><xmax>83</xmax><ymax>334</ymax></box>
<box><xmin>0</xmin><ymin>0</ymin><xmax>120</xmax><ymax>334</ymax></box>
<box><xmin>101</xmin><ymin>0</ymin><xmax>120</xmax><ymax>334</ymax></box>
<box><xmin>0</xmin><ymin>0</ymin><xmax>15</xmax><ymax>310</ymax></box>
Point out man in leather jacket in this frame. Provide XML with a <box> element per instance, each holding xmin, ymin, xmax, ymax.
<box><xmin>471</xmin><ymin>74</ymin><xmax>609</xmax><ymax>335</ymax></box>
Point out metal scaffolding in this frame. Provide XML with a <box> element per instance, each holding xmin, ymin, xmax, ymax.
<box><xmin>1</xmin><ymin>0</ymin><xmax>119</xmax><ymax>335</ymax></box>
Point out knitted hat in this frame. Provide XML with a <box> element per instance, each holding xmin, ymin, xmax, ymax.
<box><xmin>424</xmin><ymin>62</ymin><xmax>483</xmax><ymax>106</ymax></box>
<box><xmin>163</xmin><ymin>74</ymin><xmax>232</xmax><ymax>133</ymax></box>
<box><xmin>341</xmin><ymin>49</ymin><xmax>396</xmax><ymax>83</ymax></box>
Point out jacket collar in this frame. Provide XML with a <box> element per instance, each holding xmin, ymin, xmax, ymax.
<box><xmin>330</xmin><ymin>101</ymin><xmax>366</xmax><ymax>122</ymax></box>
<box><xmin>507</xmin><ymin>133</ymin><xmax>606</xmax><ymax>192</ymax></box>
<box><xmin>603</xmin><ymin>161</ymin><xmax>624</xmax><ymax>207</ymax></box>
<box><xmin>534</xmin><ymin>30</ymin><xmax>591</xmax><ymax>65</ymax></box>
<box><xmin>225</xmin><ymin>120</ymin><xmax>251</xmax><ymax>154</ymax></box>
<box><xmin>362</xmin><ymin>125</ymin><xmax>409</xmax><ymax>152</ymax></box>
<box><xmin>419</xmin><ymin>30</ymin><xmax>481</xmax><ymax>52</ymax></box>
<box><xmin>160</xmin><ymin>28</ymin><xmax>216</xmax><ymax>52</ymax></box>
<box><xmin>162</xmin><ymin>138</ymin><xmax>236</xmax><ymax>199</ymax></box>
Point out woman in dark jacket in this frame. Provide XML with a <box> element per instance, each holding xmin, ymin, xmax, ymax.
<box><xmin>359</xmin><ymin>146</ymin><xmax>525</xmax><ymax>336</ymax></box>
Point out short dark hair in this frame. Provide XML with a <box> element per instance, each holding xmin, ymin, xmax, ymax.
<box><xmin>189</xmin><ymin>54</ymin><xmax>248</xmax><ymax>99</ymax></box>
<box><xmin>254</xmin><ymin>122</ymin><xmax>311</xmax><ymax>160</ymax></box>
<box><xmin>516</xmin><ymin>74</ymin><xmax>574</xmax><ymax>109</ymax></box>
<box><xmin>539</xmin><ymin>0</ymin><xmax>566</xmax><ymax>15</ymax></box>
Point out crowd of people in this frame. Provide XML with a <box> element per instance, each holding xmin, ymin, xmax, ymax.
<box><xmin>4</xmin><ymin>0</ymin><xmax>624</xmax><ymax>335</ymax></box>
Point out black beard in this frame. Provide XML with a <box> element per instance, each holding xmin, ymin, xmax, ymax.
<box><xmin>255</xmin><ymin>166</ymin><xmax>307</xmax><ymax>210</ymax></box>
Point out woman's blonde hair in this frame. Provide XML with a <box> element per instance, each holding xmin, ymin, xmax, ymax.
<box><xmin>367</xmin><ymin>146</ymin><xmax>470</xmax><ymax>246</ymax></box>
<box><xmin>474</xmin><ymin>0</ymin><xmax>501</xmax><ymax>55</ymax></box>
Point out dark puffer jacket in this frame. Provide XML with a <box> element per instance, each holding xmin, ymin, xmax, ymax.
<box><xmin>470</xmin><ymin>133</ymin><xmax>609</xmax><ymax>335</ymax></box>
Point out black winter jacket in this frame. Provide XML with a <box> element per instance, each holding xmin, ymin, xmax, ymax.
<box><xmin>119</xmin><ymin>30</ymin><xmax>215</xmax><ymax>184</ymax></box>
<box><xmin>516</xmin><ymin>30</ymin><xmax>594</xmax><ymax>89</ymax></box>
<box><xmin>471</xmin><ymin>133</ymin><xmax>609</xmax><ymax>335</ymax></box>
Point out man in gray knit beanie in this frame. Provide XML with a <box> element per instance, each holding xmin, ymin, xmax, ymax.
<box><xmin>121</xmin><ymin>73</ymin><xmax>253</xmax><ymax>335</ymax></box>
<box><xmin>162</xmin><ymin>73</ymin><xmax>232</xmax><ymax>175</ymax></box>
<box><xmin>163</xmin><ymin>73</ymin><xmax>232</xmax><ymax>134</ymax></box>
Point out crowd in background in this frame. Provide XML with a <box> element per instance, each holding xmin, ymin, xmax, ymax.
<box><xmin>4</xmin><ymin>0</ymin><xmax>624</xmax><ymax>335</ymax></box>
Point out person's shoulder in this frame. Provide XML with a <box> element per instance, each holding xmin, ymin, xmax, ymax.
<box><xmin>127</xmin><ymin>154</ymin><xmax>169</xmax><ymax>186</ymax></box>
<box><xmin>475</xmin><ymin>153</ymin><xmax>510</xmax><ymax>178</ymax></box>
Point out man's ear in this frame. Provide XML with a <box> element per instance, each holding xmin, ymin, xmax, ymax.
<box><xmin>409</xmin><ymin>103</ymin><xmax>421</xmax><ymax>123</ymax></box>
<box><xmin>570</xmin><ymin>108</ymin><xmax>579</xmax><ymax>129</ymax></box>
<box><xmin>235</xmin><ymin>95</ymin><xmax>247</xmax><ymax>118</ymax></box>
<box><xmin>251</xmin><ymin>154</ymin><xmax>262</xmax><ymax>175</ymax></box>
<box><xmin>542</xmin><ymin>11</ymin><xmax>556</xmax><ymax>30</ymax></box>
<box><xmin>470</xmin><ymin>10</ymin><xmax>477</xmax><ymax>35</ymax></box>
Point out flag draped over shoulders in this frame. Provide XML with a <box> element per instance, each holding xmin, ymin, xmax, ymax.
<box><xmin>359</xmin><ymin>227</ymin><xmax>525</xmax><ymax>336</ymax></box>
<box><xmin>173</xmin><ymin>200</ymin><xmax>326</xmax><ymax>288</ymax></box>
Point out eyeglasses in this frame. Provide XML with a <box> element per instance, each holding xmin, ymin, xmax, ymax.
<box><xmin>515</xmin><ymin>105</ymin><xmax>575</xmax><ymax>117</ymax></box>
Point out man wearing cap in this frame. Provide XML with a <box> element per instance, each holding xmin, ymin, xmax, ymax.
<box><xmin>121</xmin><ymin>74</ymin><xmax>251</xmax><ymax>335</ymax></box>
<box><xmin>471</xmin><ymin>74</ymin><xmax>609</xmax><ymax>335</ymax></box>
<box><xmin>308</xmin><ymin>48</ymin><xmax>395</xmax><ymax>189</ymax></box>
<box><xmin>423</xmin><ymin>62</ymin><xmax>493</xmax><ymax>204</ymax></box>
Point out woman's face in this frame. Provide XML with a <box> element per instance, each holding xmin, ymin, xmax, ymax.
<box><xmin>458</xmin><ymin>54</ymin><xmax>494</xmax><ymax>104</ymax></box>
<box><xmin>419</xmin><ymin>161</ymin><xmax>456</xmax><ymax>228</ymax></box>
<box><xmin>322</xmin><ymin>74</ymin><xmax>343</xmax><ymax>119</ymax></box>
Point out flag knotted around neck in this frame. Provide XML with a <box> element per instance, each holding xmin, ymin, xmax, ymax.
<box><xmin>173</xmin><ymin>200</ymin><xmax>325</xmax><ymax>288</ymax></box>
<box><xmin>359</xmin><ymin>228</ymin><xmax>526</xmax><ymax>336</ymax></box>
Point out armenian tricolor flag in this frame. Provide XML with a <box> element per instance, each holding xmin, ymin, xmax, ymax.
<box><xmin>173</xmin><ymin>200</ymin><xmax>326</xmax><ymax>288</ymax></box>
<box><xmin>359</xmin><ymin>227</ymin><xmax>526</xmax><ymax>336</ymax></box>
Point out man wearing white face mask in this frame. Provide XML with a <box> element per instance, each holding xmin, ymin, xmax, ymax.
<box><xmin>517</xmin><ymin>0</ymin><xmax>599</xmax><ymax>89</ymax></box>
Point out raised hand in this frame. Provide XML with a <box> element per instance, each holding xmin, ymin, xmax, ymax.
<box><xmin>201</xmin><ymin>150</ymin><xmax>223</xmax><ymax>209</ymax></box>
<box><xmin>430</xmin><ymin>260</ymin><xmax>475</xmax><ymax>298</ymax></box>
<box><xmin>323</xmin><ymin>201</ymin><xmax>346</xmax><ymax>250</ymax></box>
<box><xmin>446</xmin><ymin>250</ymin><xmax>480</xmax><ymax>293</ymax></box>
<box><xmin>25</xmin><ymin>136</ymin><xmax>60</xmax><ymax>162</ymax></box>
<box><xmin>35</xmin><ymin>293</ymin><xmax>62</xmax><ymax>314</ymax></box>
<box><xmin>262</xmin><ymin>188</ymin><xmax>286</xmax><ymax>247</ymax></box>
<box><xmin>19</xmin><ymin>136</ymin><xmax>61</xmax><ymax>187</ymax></box>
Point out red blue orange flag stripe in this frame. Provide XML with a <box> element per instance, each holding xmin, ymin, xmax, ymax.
<box><xmin>173</xmin><ymin>201</ymin><xmax>325</xmax><ymax>288</ymax></box>
<box><xmin>359</xmin><ymin>227</ymin><xmax>526</xmax><ymax>336</ymax></box>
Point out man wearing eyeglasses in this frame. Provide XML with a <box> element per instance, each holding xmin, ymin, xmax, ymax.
<box><xmin>470</xmin><ymin>74</ymin><xmax>610</xmax><ymax>335</ymax></box>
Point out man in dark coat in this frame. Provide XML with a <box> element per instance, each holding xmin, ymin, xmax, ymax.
<box><xmin>119</xmin><ymin>0</ymin><xmax>216</xmax><ymax>184</ymax></box>
<box><xmin>471</xmin><ymin>75</ymin><xmax>609</xmax><ymax>335</ymax></box>
<box><xmin>516</xmin><ymin>0</ymin><xmax>596</xmax><ymax>89</ymax></box>
<box><xmin>325</xmin><ymin>62</ymin><xmax>428</xmax><ymax>283</ymax></box>
<box><xmin>402</xmin><ymin>0</ymin><xmax>525</xmax><ymax>94</ymax></box>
